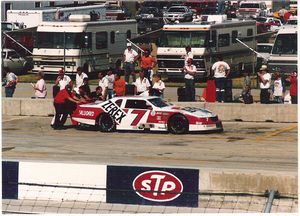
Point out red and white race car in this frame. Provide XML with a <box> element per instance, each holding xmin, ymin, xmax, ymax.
<box><xmin>70</xmin><ymin>96</ymin><xmax>223</xmax><ymax>134</ymax></box>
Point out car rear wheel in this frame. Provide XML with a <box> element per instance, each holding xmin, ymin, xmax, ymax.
<box><xmin>168</xmin><ymin>114</ymin><xmax>189</xmax><ymax>134</ymax></box>
<box><xmin>97</xmin><ymin>113</ymin><xmax>116</xmax><ymax>132</ymax></box>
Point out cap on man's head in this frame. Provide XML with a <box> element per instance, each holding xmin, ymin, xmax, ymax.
<box><xmin>259</xmin><ymin>65</ymin><xmax>268</xmax><ymax>71</ymax></box>
<box><xmin>127</xmin><ymin>43</ymin><xmax>132</xmax><ymax>47</ymax></box>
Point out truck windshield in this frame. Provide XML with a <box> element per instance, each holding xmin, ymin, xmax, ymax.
<box><xmin>36</xmin><ymin>32</ymin><xmax>85</xmax><ymax>49</ymax></box>
<box><xmin>272</xmin><ymin>34</ymin><xmax>297</xmax><ymax>55</ymax></box>
<box><xmin>240</xmin><ymin>3</ymin><xmax>260</xmax><ymax>8</ymax></box>
<box><xmin>159</xmin><ymin>31</ymin><xmax>208</xmax><ymax>47</ymax></box>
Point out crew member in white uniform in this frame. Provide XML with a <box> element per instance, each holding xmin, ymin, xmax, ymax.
<box><xmin>134</xmin><ymin>71</ymin><xmax>151</xmax><ymax>96</ymax></box>
<box><xmin>182</xmin><ymin>58</ymin><xmax>196</xmax><ymax>101</ymax></box>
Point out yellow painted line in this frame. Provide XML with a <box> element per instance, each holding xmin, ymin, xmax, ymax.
<box><xmin>255</xmin><ymin>124</ymin><xmax>298</xmax><ymax>141</ymax></box>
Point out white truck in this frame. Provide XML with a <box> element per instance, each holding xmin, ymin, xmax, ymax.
<box><xmin>268</xmin><ymin>26</ymin><xmax>297</xmax><ymax>75</ymax></box>
<box><xmin>6</xmin><ymin>4</ymin><xmax>106</xmax><ymax>28</ymax></box>
<box><xmin>32</xmin><ymin>15</ymin><xmax>137</xmax><ymax>74</ymax></box>
<box><xmin>157</xmin><ymin>15</ymin><xmax>257</xmax><ymax>79</ymax></box>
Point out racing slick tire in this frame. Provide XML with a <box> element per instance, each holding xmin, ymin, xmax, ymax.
<box><xmin>168</xmin><ymin>114</ymin><xmax>189</xmax><ymax>134</ymax></box>
<box><xmin>97</xmin><ymin>113</ymin><xmax>116</xmax><ymax>132</ymax></box>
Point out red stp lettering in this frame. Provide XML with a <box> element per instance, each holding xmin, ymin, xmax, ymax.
<box><xmin>132</xmin><ymin>170</ymin><xmax>183</xmax><ymax>202</ymax></box>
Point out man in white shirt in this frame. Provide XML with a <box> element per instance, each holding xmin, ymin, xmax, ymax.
<box><xmin>33</xmin><ymin>71</ymin><xmax>47</xmax><ymax>98</ymax></box>
<box><xmin>182</xmin><ymin>58</ymin><xmax>196</xmax><ymax>101</ymax></box>
<box><xmin>257</xmin><ymin>65</ymin><xmax>271</xmax><ymax>104</ymax></box>
<box><xmin>3</xmin><ymin>67</ymin><xmax>18</xmax><ymax>97</ymax></box>
<box><xmin>134</xmin><ymin>71</ymin><xmax>151</xmax><ymax>95</ymax></box>
<box><xmin>98</xmin><ymin>71</ymin><xmax>108</xmax><ymax>100</ymax></box>
<box><xmin>211</xmin><ymin>55</ymin><xmax>230</xmax><ymax>102</ymax></box>
<box><xmin>151</xmin><ymin>74</ymin><xmax>165</xmax><ymax>98</ymax></box>
<box><xmin>106</xmin><ymin>68</ymin><xmax>115</xmax><ymax>99</ymax></box>
<box><xmin>123</xmin><ymin>43</ymin><xmax>138</xmax><ymax>83</ymax></box>
<box><xmin>182</xmin><ymin>46</ymin><xmax>193</xmax><ymax>66</ymax></box>
<box><xmin>55</xmin><ymin>68</ymin><xmax>72</xmax><ymax>90</ymax></box>
<box><xmin>75</xmin><ymin>67</ymin><xmax>88</xmax><ymax>92</ymax></box>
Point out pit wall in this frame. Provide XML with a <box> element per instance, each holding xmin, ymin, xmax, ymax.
<box><xmin>2</xmin><ymin>98</ymin><xmax>297</xmax><ymax>123</ymax></box>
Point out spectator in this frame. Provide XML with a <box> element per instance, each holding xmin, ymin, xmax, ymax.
<box><xmin>74</xmin><ymin>66</ymin><xmax>88</xmax><ymax>93</ymax></box>
<box><xmin>151</xmin><ymin>74</ymin><xmax>165</xmax><ymax>97</ymax></box>
<box><xmin>123</xmin><ymin>43</ymin><xmax>138</xmax><ymax>83</ymax></box>
<box><xmin>271</xmin><ymin>72</ymin><xmax>285</xmax><ymax>103</ymax></box>
<box><xmin>139</xmin><ymin>49</ymin><xmax>156</xmax><ymax>84</ymax></box>
<box><xmin>3</xmin><ymin>67</ymin><xmax>18</xmax><ymax>97</ymax></box>
<box><xmin>286</xmin><ymin>71</ymin><xmax>297</xmax><ymax>104</ymax></box>
<box><xmin>114</xmin><ymin>73</ymin><xmax>126</xmax><ymax>97</ymax></box>
<box><xmin>211</xmin><ymin>55</ymin><xmax>230</xmax><ymax>103</ymax></box>
<box><xmin>257</xmin><ymin>65</ymin><xmax>271</xmax><ymax>104</ymax></box>
<box><xmin>53</xmin><ymin>85</ymin><xmax>80</xmax><ymax>130</ymax></box>
<box><xmin>134</xmin><ymin>71</ymin><xmax>151</xmax><ymax>96</ymax></box>
<box><xmin>90</xmin><ymin>86</ymin><xmax>104</xmax><ymax>101</ymax></box>
<box><xmin>106</xmin><ymin>68</ymin><xmax>115</xmax><ymax>99</ymax></box>
<box><xmin>241</xmin><ymin>71</ymin><xmax>253</xmax><ymax>104</ymax></box>
<box><xmin>78</xmin><ymin>77</ymin><xmax>91</xmax><ymax>100</ymax></box>
<box><xmin>98</xmin><ymin>72</ymin><xmax>108</xmax><ymax>100</ymax></box>
<box><xmin>217</xmin><ymin>0</ymin><xmax>225</xmax><ymax>14</ymax></box>
<box><xmin>182</xmin><ymin>46</ymin><xmax>193</xmax><ymax>66</ymax></box>
<box><xmin>32</xmin><ymin>71</ymin><xmax>47</xmax><ymax>98</ymax></box>
<box><xmin>279</xmin><ymin>6</ymin><xmax>288</xmax><ymax>23</ymax></box>
<box><xmin>182</xmin><ymin>58</ymin><xmax>196</xmax><ymax>101</ymax></box>
<box><xmin>54</xmin><ymin>68</ymin><xmax>72</xmax><ymax>90</ymax></box>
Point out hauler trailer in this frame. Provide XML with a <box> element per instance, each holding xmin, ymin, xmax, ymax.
<box><xmin>32</xmin><ymin>15</ymin><xmax>137</xmax><ymax>74</ymax></box>
<box><xmin>268</xmin><ymin>26</ymin><xmax>297</xmax><ymax>75</ymax></box>
<box><xmin>156</xmin><ymin>15</ymin><xmax>257</xmax><ymax>79</ymax></box>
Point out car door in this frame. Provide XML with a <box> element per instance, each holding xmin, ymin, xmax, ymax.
<box><xmin>118</xmin><ymin>99</ymin><xmax>153</xmax><ymax>130</ymax></box>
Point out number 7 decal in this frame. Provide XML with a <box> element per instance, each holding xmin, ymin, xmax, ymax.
<box><xmin>130</xmin><ymin>110</ymin><xmax>147</xmax><ymax>126</ymax></box>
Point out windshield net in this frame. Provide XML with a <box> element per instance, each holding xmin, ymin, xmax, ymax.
<box><xmin>148</xmin><ymin>98</ymin><xmax>171</xmax><ymax>108</ymax></box>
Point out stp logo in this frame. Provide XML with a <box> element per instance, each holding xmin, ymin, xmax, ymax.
<box><xmin>132</xmin><ymin>170</ymin><xmax>183</xmax><ymax>202</ymax></box>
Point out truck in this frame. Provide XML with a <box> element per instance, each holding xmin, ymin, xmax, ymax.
<box><xmin>156</xmin><ymin>15</ymin><xmax>257</xmax><ymax>79</ymax></box>
<box><xmin>268</xmin><ymin>26</ymin><xmax>297</xmax><ymax>75</ymax></box>
<box><xmin>32</xmin><ymin>15</ymin><xmax>137</xmax><ymax>75</ymax></box>
<box><xmin>6</xmin><ymin>4</ymin><xmax>107</xmax><ymax>28</ymax></box>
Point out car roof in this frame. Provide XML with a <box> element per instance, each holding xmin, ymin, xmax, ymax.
<box><xmin>112</xmin><ymin>96</ymin><xmax>159</xmax><ymax>100</ymax></box>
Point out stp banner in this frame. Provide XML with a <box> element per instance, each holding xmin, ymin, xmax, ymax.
<box><xmin>106</xmin><ymin>165</ymin><xmax>199</xmax><ymax>207</ymax></box>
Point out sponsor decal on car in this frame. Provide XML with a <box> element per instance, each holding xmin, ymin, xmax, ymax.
<box><xmin>101</xmin><ymin>100</ymin><xmax>127</xmax><ymax>123</ymax></box>
<box><xmin>132</xmin><ymin>170</ymin><xmax>183</xmax><ymax>202</ymax></box>
<box><xmin>79</xmin><ymin>110</ymin><xmax>95</xmax><ymax>117</ymax></box>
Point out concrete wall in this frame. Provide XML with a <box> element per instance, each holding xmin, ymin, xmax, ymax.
<box><xmin>2</xmin><ymin>98</ymin><xmax>298</xmax><ymax>123</ymax></box>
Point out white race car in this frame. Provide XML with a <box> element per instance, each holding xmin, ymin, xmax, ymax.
<box><xmin>70</xmin><ymin>96</ymin><xmax>223</xmax><ymax>134</ymax></box>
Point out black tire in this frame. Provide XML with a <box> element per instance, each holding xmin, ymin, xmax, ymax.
<box><xmin>97</xmin><ymin>113</ymin><xmax>116</xmax><ymax>132</ymax></box>
<box><xmin>168</xmin><ymin>114</ymin><xmax>189</xmax><ymax>134</ymax></box>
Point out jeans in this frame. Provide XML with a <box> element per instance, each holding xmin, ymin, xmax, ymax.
<box><xmin>124</xmin><ymin>62</ymin><xmax>136</xmax><ymax>83</ymax></box>
<box><xmin>107</xmin><ymin>89</ymin><xmax>114</xmax><ymax>99</ymax></box>
<box><xmin>185</xmin><ymin>79</ymin><xmax>195</xmax><ymax>101</ymax></box>
<box><xmin>5</xmin><ymin>87</ymin><xmax>15</xmax><ymax>97</ymax></box>
<box><xmin>215</xmin><ymin>77</ymin><xmax>226</xmax><ymax>102</ymax></box>
<box><xmin>53</xmin><ymin>101</ymin><xmax>76</xmax><ymax>129</ymax></box>
<box><xmin>291</xmin><ymin>96</ymin><xmax>297</xmax><ymax>104</ymax></box>
<box><xmin>273</xmin><ymin>96</ymin><xmax>283</xmax><ymax>104</ymax></box>
<box><xmin>260</xmin><ymin>89</ymin><xmax>270</xmax><ymax>104</ymax></box>
<box><xmin>142</xmin><ymin>68</ymin><xmax>152</xmax><ymax>85</ymax></box>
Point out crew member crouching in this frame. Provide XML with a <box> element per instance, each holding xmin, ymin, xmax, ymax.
<box><xmin>52</xmin><ymin>85</ymin><xmax>81</xmax><ymax>130</ymax></box>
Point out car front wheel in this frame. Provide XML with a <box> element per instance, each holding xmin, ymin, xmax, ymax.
<box><xmin>168</xmin><ymin>114</ymin><xmax>189</xmax><ymax>134</ymax></box>
<box><xmin>97</xmin><ymin>113</ymin><xmax>116</xmax><ymax>132</ymax></box>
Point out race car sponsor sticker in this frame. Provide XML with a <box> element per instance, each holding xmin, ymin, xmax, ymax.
<box><xmin>101</xmin><ymin>100</ymin><xmax>127</xmax><ymax>124</ymax></box>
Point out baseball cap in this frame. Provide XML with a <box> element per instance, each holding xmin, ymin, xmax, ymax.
<box><xmin>259</xmin><ymin>65</ymin><xmax>268</xmax><ymax>71</ymax></box>
<box><xmin>127</xmin><ymin>42</ymin><xmax>132</xmax><ymax>47</ymax></box>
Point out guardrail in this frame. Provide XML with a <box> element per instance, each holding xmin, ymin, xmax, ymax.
<box><xmin>2</xmin><ymin>98</ymin><xmax>298</xmax><ymax>123</ymax></box>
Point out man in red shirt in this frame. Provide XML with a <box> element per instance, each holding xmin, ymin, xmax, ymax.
<box><xmin>114</xmin><ymin>73</ymin><xmax>126</xmax><ymax>96</ymax></box>
<box><xmin>53</xmin><ymin>85</ymin><xmax>80</xmax><ymax>129</ymax></box>
<box><xmin>286</xmin><ymin>71</ymin><xmax>297</xmax><ymax>104</ymax></box>
<box><xmin>139</xmin><ymin>49</ymin><xmax>156</xmax><ymax>84</ymax></box>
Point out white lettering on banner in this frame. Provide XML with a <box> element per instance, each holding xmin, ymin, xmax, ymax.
<box><xmin>79</xmin><ymin>110</ymin><xmax>95</xmax><ymax>117</ymax></box>
<box><xmin>101</xmin><ymin>100</ymin><xmax>127</xmax><ymax>124</ymax></box>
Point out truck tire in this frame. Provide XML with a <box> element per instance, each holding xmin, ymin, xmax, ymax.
<box><xmin>168</xmin><ymin>114</ymin><xmax>189</xmax><ymax>134</ymax></box>
<box><xmin>97</xmin><ymin>113</ymin><xmax>116</xmax><ymax>132</ymax></box>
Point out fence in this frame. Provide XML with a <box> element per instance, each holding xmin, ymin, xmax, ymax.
<box><xmin>2</xmin><ymin>183</ymin><xmax>298</xmax><ymax>214</ymax></box>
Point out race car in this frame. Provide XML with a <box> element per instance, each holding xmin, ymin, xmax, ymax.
<box><xmin>70</xmin><ymin>96</ymin><xmax>223</xmax><ymax>134</ymax></box>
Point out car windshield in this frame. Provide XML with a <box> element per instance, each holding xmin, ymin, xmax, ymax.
<box><xmin>240</xmin><ymin>3</ymin><xmax>260</xmax><ymax>8</ymax></box>
<box><xmin>272</xmin><ymin>33</ymin><xmax>297</xmax><ymax>55</ymax></box>
<box><xmin>168</xmin><ymin>7</ymin><xmax>186</xmax><ymax>13</ymax></box>
<box><xmin>256</xmin><ymin>17</ymin><xmax>267</xmax><ymax>22</ymax></box>
<box><xmin>159</xmin><ymin>31</ymin><xmax>208</xmax><ymax>47</ymax></box>
<box><xmin>2</xmin><ymin>23</ymin><xmax>12</xmax><ymax>31</ymax></box>
<box><xmin>257</xmin><ymin>45</ymin><xmax>273</xmax><ymax>53</ymax></box>
<box><xmin>148</xmin><ymin>98</ymin><xmax>171</xmax><ymax>108</ymax></box>
<box><xmin>36</xmin><ymin>32</ymin><xmax>86</xmax><ymax>49</ymax></box>
<box><xmin>287</xmin><ymin>19</ymin><xmax>297</xmax><ymax>25</ymax></box>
